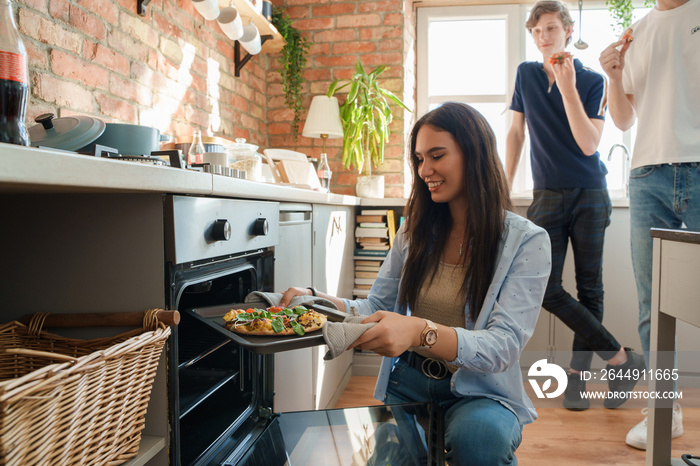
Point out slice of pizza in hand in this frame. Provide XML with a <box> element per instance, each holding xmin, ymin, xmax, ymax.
<box><xmin>621</xmin><ymin>28</ymin><xmax>634</xmax><ymax>43</ymax></box>
<box><xmin>223</xmin><ymin>305</ymin><xmax>327</xmax><ymax>336</ymax></box>
<box><xmin>549</xmin><ymin>51</ymin><xmax>573</xmax><ymax>65</ymax></box>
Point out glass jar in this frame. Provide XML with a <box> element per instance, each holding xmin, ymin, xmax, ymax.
<box><xmin>225</xmin><ymin>138</ymin><xmax>262</xmax><ymax>181</ymax></box>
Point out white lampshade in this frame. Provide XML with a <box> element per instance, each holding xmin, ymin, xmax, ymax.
<box><xmin>302</xmin><ymin>96</ymin><xmax>344</xmax><ymax>139</ymax></box>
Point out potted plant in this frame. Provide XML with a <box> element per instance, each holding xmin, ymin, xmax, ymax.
<box><xmin>271</xmin><ymin>6</ymin><xmax>309</xmax><ymax>139</ymax></box>
<box><xmin>327</xmin><ymin>59</ymin><xmax>411</xmax><ymax>198</ymax></box>
<box><xmin>606</xmin><ymin>0</ymin><xmax>655</xmax><ymax>35</ymax></box>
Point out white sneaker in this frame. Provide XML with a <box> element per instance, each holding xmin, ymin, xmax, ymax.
<box><xmin>625</xmin><ymin>402</ymin><xmax>684</xmax><ymax>450</ymax></box>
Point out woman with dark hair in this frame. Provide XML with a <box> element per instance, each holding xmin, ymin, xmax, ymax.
<box><xmin>280</xmin><ymin>102</ymin><xmax>551</xmax><ymax>465</ymax></box>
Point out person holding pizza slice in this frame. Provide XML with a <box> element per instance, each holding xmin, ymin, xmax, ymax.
<box><xmin>505</xmin><ymin>0</ymin><xmax>645</xmax><ymax>412</ymax></box>
<box><xmin>281</xmin><ymin>102</ymin><xmax>551</xmax><ymax>465</ymax></box>
<box><xmin>599</xmin><ymin>0</ymin><xmax>699</xmax><ymax>450</ymax></box>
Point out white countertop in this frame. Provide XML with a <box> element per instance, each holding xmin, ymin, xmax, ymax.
<box><xmin>0</xmin><ymin>144</ymin><xmax>628</xmax><ymax>207</ymax></box>
<box><xmin>0</xmin><ymin>144</ymin><xmax>360</xmax><ymax>205</ymax></box>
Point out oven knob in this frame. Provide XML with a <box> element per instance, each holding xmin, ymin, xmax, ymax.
<box><xmin>253</xmin><ymin>218</ymin><xmax>269</xmax><ymax>236</ymax></box>
<box><xmin>212</xmin><ymin>219</ymin><xmax>231</xmax><ymax>241</ymax></box>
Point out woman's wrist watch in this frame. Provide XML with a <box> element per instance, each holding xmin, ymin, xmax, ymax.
<box><xmin>306</xmin><ymin>286</ymin><xmax>317</xmax><ymax>297</ymax></box>
<box><xmin>419</xmin><ymin>319</ymin><xmax>438</xmax><ymax>348</ymax></box>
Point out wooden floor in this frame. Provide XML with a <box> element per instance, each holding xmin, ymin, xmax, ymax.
<box><xmin>335</xmin><ymin>376</ymin><xmax>700</xmax><ymax>465</ymax></box>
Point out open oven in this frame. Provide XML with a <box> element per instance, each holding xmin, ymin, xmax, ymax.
<box><xmin>163</xmin><ymin>195</ymin><xmax>442</xmax><ymax>466</ymax></box>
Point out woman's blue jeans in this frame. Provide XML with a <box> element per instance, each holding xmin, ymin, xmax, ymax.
<box><xmin>385</xmin><ymin>358</ymin><xmax>522</xmax><ymax>466</ymax></box>
<box><xmin>630</xmin><ymin>163</ymin><xmax>700</xmax><ymax>367</ymax></box>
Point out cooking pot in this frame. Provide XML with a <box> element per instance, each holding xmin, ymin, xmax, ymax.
<box><xmin>28</xmin><ymin>114</ymin><xmax>168</xmax><ymax>155</ymax></box>
<box><xmin>82</xmin><ymin>123</ymin><xmax>169</xmax><ymax>155</ymax></box>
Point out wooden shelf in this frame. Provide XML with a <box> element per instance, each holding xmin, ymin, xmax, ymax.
<box><xmin>224</xmin><ymin>0</ymin><xmax>285</xmax><ymax>54</ymax></box>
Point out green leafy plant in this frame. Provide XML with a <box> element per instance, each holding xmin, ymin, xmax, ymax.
<box><xmin>271</xmin><ymin>6</ymin><xmax>309</xmax><ymax>139</ymax></box>
<box><xmin>606</xmin><ymin>0</ymin><xmax>656</xmax><ymax>35</ymax></box>
<box><xmin>327</xmin><ymin>59</ymin><xmax>411</xmax><ymax>176</ymax></box>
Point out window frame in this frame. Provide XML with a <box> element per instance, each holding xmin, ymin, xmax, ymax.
<box><xmin>416</xmin><ymin>3</ymin><xmax>635</xmax><ymax>199</ymax></box>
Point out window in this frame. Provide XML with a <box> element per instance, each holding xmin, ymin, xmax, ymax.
<box><xmin>417</xmin><ymin>4</ymin><xmax>651</xmax><ymax>198</ymax></box>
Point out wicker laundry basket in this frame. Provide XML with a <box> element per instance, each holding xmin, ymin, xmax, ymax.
<box><xmin>0</xmin><ymin>309</ymin><xmax>171</xmax><ymax>466</ymax></box>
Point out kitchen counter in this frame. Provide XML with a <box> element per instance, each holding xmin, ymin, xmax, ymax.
<box><xmin>0</xmin><ymin>144</ymin><xmax>360</xmax><ymax>206</ymax></box>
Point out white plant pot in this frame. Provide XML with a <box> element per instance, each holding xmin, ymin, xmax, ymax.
<box><xmin>356</xmin><ymin>175</ymin><xmax>385</xmax><ymax>199</ymax></box>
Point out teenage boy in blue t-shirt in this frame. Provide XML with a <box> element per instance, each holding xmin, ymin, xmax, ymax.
<box><xmin>506</xmin><ymin>0</ymin><xmax>644</xmax><ymax>411</ymax></box>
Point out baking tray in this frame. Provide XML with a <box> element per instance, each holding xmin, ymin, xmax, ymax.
<box><xmin>186</xmin><ymin>300</ymin><xmax>346</xmax><ymax>354</ymax></box>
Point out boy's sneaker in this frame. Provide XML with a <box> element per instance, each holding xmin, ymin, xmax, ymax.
<box><xmin>604</xmin><ymin>348</ymin><xmax>646</xmax><ymax>409</ymax></box>
<box><xmin>563</xmin><ymin>372</ymin><xmax>589</xmax><ymax>411</ymax></box>
<box><xmin>625</xmin><ymin>402</ymin><xmax>683</xmax><ymax>450</ymax></box>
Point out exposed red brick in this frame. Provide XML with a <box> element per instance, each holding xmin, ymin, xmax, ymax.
<box><xmin>32</xmin><ymin>73</ymin><xmax>94</xmax><ymax>111</ymax></box>
<box><xmin>295</xmin><ymin>17</ymin><xmax>335</xmax><ymax>31</ymax></box>
<box><xmin>314</xmin><ymin>28</ymin><xmax>357</xmax><ymax>43</ymax></box>
<box><xmin>95</xmin><ymin>92</ymin><xmax>138</xmax><ymax>121</ymax></box>
<box><xmin>336</xmin><ymin>14</ymin><xmax>381</xmax><ymax>28</ymax></box>
<box><xmin>51</xmin><ymin>50</ymin><xmax>109</xmax><ymax>90</ymax></box>
<box><xmin>48</xmin><ymin>0</ymin><xmax>70</xmax><ymax>23</ymax></box>
<box><xmin>75</xmin><ymin>0</ymin><xmax>118</xmax><ymax>24</ymax></box>
<box><xmin>384</xmin><ymin>13</ymin><xmax>403</xmax><ymax>26</ymax></box>
<box><xmin>360</xmin><ymin>26</ymin><xmax>402</xmax><ymax>40</ymax></box>
<box><xmin>85</xmin><ymin>42</ymin><xmax>130</xmax><ymax>77</ymax></box>
<box><xmin>333</xmin><ymin>42</ymin><xmax>377</xmax><ymax>54</ymax></box>
<box><xmin>19</xmin><ymin>8</ymin><xmax>82</xmax><ymax>54</ymax></box>
<box><xmin>358</xmin><ymin>0</ymin><xmax>401</xmax><ymax>13</ymax></box>
<box><xmin>69</xmin><ymin>5</ymin><xmax>106</xmax><ymax>40</ymax></box>
<box><xmin>312</xmin><ymin>3</ymin><xmax>356</xmax><ymax>16</ymax></box>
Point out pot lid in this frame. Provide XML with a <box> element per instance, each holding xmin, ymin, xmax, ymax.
<box><xmin>28</xmin><ymin>113</ymin><xmax>106</xmax><ymax>151</ymax></box>
<box><xmin>226</xmin><ymin>138</ymin><xmax>259</xmax><ymax>154</ymax></box>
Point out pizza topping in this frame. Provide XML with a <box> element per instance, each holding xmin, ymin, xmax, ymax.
<box><xmin>622</xmin><ymin>28</ymin><xmax>634</xmax><ymax>43</ymax></box>
<box><xmin>548</xmin><ymin>51</ymin><xmax>573</xmax><ymax>65</ymax></box>
<box><xmin>223</xmin><ymin>305</ymin><xmax>326</xmax><ymax>336</ymax></box>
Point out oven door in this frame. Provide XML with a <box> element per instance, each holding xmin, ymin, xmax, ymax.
<box><xmin>230</xmin><ymin>402</ymin><xmax>443</xmax><ymax>466</ymax></box>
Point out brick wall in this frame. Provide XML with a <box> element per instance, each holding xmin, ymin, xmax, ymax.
<box><xmin>13</xmin><ymin>0</ymin><xmax>415</xmax><ymax>197</ymax></box>
<box><xmin>269</xmin><ymin>0</ymin><xmax>415</xmax><ymax>197</ymax></box>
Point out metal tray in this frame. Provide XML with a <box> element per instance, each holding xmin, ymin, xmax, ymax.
<box><xmin>186</xmin><ymin>300</ymin><xmax>346</xmax><ymax>354</ymax></box>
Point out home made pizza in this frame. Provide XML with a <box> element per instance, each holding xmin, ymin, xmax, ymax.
<box><xmin>549</xmin><ymin>51</ymin><xmax>573</xmax><ymax>65</ymax></box>
<box><xmin>223</xmin><ymin>305</ymin><xmax>327</xmax><ymax>336</ymax></box>
<box><xmin>622</xmin><ymin>28</ymin><xmax>634</xmax><ymax>43</ymax></box>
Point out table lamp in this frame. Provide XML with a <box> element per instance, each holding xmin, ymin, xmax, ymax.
<box><xmin>302</xmin><ymin>96</ymin><xmax>343</xmax><ymax>191</ymax></box>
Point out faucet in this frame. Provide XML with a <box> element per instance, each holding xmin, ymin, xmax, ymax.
<box><xmin>608</xmin><ymin>144</ymin><xmax>631</xmax><ymax>198</ymax></box>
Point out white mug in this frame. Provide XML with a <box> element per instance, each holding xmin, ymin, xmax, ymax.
<box><xmin>191</xmin><ymin>0</ymin><xmax>219</xmax><ymax>21</ymax></box>
<box><xmin>217</xmin><ymin>7</ymin><xmax>243</xmax><ymax>41</ymax></box>
<box><xmin>239</xmin><ymin>23</ymin><xmax>261</xmax><ymax>55</ymax></box>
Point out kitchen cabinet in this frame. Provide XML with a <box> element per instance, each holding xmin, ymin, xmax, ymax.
<box><xmin>273</xmin><ymin>203</ymin><xmax>356</xmax><ymax>412</ymax></box>
<box><xmin>311</xmin><ymin>204</ymin><xmax>356</xmax><ymax>409</ymax></box>
<box><xmin>0</xmin><ymin>193</ymin><xmax>170</xmax><ymax>466</ymax></box>
<box><xmin>273</xmin><ymin>203</ymin><xmax>314</xmax><ymax>413</ymax></box>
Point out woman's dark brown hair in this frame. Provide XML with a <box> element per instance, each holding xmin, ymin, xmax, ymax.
<box><xmin>399</xmin><ymin>102</ymin><xmax>512</xmax><ymax>322</ymax></box>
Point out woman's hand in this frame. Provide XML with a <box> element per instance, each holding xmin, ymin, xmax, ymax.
<box><xmin>278</xmin><ymin>287</ymin><xmax>313</xmax><ymax>308</ymax></box>
<box><xmin>349</xmin><ymin>311</ymin><xmax>423</xmax><ymax>357</ymax></box>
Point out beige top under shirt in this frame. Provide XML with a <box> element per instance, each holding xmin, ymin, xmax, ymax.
<box><xmin>411</xmin><ymin>261</ymin><xmax>467</xmax><ymax>365</ymax></box>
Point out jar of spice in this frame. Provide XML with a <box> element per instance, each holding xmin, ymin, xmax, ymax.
<box><xmin>225</xmin><ymin>138</ymin><xmax>262</xmax><ymax>181</ymax></box>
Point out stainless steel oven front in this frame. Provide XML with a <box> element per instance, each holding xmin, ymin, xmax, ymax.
<box><xmin>164</xmin><ymin>195</ymin><xmax>278</xmax><ymax>465</ymax></box>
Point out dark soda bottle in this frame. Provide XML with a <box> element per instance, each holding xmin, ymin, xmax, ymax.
<box><xmin>0</xmin><ymin>0</ymin><xmax>29</xmax><ymax>146</ymax></box>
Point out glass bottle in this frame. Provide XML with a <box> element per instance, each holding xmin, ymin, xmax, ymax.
<box><xmin>317</xmin><ymin>152</ymin><xmax>332</xmax><ymax>191</ymax></box>
<box><xmin>0</xmin><ymin>0</ymin><xmax>29</xmax><ymax>146</ymax></box>
<box><xmin>188</xmin><ymin>129</ymin><xmax>205</xmax><ymax>165</ymax></box>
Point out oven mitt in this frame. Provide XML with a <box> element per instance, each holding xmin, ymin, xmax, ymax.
<box><xmin>245</xmin><ymin>291</ymin><xmax>337</xmax><ymax>310</ymax></box>
<box><xmin>323</xmin><ymin>306</ymin><xmax>376</xmax><ymax>360</ymax></box>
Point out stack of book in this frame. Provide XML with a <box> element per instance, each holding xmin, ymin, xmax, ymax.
<box><xmin>353</xmin><ymin>209</ymin><xmax>396</xmax><ymax>298</ymax></box>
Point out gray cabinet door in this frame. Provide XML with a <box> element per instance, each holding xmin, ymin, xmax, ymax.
<box><xmin>312</xmin><ymin>204</ymin><xmax>355</xmax><ymax>298</ymax></box>
<box><xmin>273</xmin><ymin>203</ymin><xmax>314</xmax><ymax>413</ymax></box>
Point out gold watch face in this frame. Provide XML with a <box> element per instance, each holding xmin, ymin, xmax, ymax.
<box><xmin>425</xmin><ymin>330</ymin><xmax>438</xmax><ymax>346</ymax></box>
